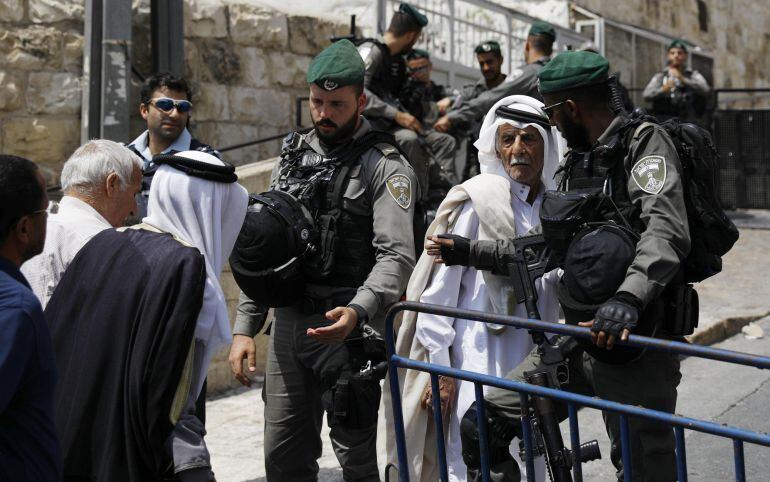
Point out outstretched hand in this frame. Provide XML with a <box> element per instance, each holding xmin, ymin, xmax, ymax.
<box><xmin>307</xmin><ymin>306</ymin><xmax>358</xmax><ymax>344</ymax></box>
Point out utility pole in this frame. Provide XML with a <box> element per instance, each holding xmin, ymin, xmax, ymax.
<box><xmin>81</xmin><ymin>0</ymin><xmax>132</xmax><ymax>143</ymax></box>
<box><xmin>151</xmin><ymin>0</ymin><xmax>185</xmax><ymax>76</ymax></box>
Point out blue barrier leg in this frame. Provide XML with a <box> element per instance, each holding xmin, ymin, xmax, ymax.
<box><xmin>430</xmin><ymin>373</ymin><xmax>449</xmax><ymax>482</ymax></box>
<box><xmin>474</xmin><ymin>383</ymin><xmax>492</xmax><ymax>482</ymax></box>
<box><xmin>675</xmin><ymin>426</ymin><xmax>687</xmax><ymax>482</ymax></box>
<box><xmin>568</xmin><ymin>403</ymin><xmax>582</xmax><ymax>482</ymax></box>
<box><xmin>620</xmin><ymin>414</ymin><xmax>633</xmax><ymax>482</ymax></box>
<box><xmin>387</xmin><ymin>358</ymin><xmax>409</xmax><ymax>481</ymax></box>
<box><xmin>519</xmin><ymin>393</ymin><xmax>536</xmax><ymax>482</ymax></box>
<box><xmin>733</xmin><ymin>439</ymin><xmax>745</xmax><ymax>482</ymax></box>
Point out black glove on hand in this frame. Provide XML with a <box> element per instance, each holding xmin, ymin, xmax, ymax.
<box><xmin>592</xmin><ymin>293</ymin><xmax>643</xmax><ymax>337</ymax></box>
<box><xmin>436</xmin><ymin>234</ymin><xmax>471</xmax><ymax>266</ymax></box>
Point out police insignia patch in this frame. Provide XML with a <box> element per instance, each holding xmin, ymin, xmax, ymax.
<box><xmin>631</xmin><ymin>155</ymin><xmax>667</xmax><ymax>194</ymax></box>
<box><xmin>323</xmin><ymin>79</ymin><xmax>338</xmax><ymax>91</ymax></box>
<box><xmin>385</xmin><ymin>174</ymin><xmax>412</xmax><ymax>209</ymax></box>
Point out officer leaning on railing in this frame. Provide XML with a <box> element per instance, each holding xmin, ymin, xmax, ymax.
<box><xmin>429</xmin><ymin>50</ymin><xmax>698</xmax><ymax>482</ymax></box>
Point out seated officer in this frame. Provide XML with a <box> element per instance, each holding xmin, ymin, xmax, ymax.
<box><xmin>127</xmin><ymin>73</ymin><xmax>218</xmax><ymax>217</ymax></box>
<box><xmin>358</xmin><ymin>2</ymin><xmax>433</xmax><ymax>197</ymax></box>
<box><xmin>642</xmin><ymin>39</ymin><xmax>711</xmax><ymax>126</ymax></box>
<box><xmin>401</xmin><ymin>48</ymin><xmax>459</xmax><ymax>197</ymax></box>
<box><xmin>430</xmin><ymin>51</ymin><xmax>692</xmax><ymax>481</ymax></box>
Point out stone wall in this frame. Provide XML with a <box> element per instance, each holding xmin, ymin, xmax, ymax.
<box><xmin>0</xmin><ymin>0</ymin><xmax>84</xmax><ymax>186</ymax></box>
<box><xmin>0</xmin><ymin>0</ymin><xmax>349</xmax><ymax>185</ymax></box>
<box><xmin>131</xmin><ymin>0</ymin><xmax>351</xmax><ymax>167</ymax></box>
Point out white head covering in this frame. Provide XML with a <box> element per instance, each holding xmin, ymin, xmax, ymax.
<box><xmin>144</xmin><ymin>150</ymin><xmax>248</xmax><ymax>397</ymax></box>
<box><xmin>474</xmin><ymin>94</ymin><xmax>566</xmax><ymax>190</ymax></box>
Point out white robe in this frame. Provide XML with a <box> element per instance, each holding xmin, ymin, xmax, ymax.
<box><xmin>415</xmin><ymin>179</ymin><xmax>559</xmax><ymax>481</ymax></box>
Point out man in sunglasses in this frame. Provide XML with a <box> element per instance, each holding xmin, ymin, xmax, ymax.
<box><xmin>128</xmin><ymin>73</ymin><xmax>219</xmax><ymax>218</ymax></box>
<box><xmin>0</xmin><ymin>155</ymin><xmax>61</xmax><ymax>481</ymax></box>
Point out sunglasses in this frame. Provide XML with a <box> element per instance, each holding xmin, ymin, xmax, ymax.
<box><xmin>408</xmin><ymin>65</ymin><xmax>431</xmax><ymax>73</ymax></box>
<box><xmin>148</xmin><ymin>97</ymin><xmax>193</xmax><ymax>113</ymax></box>
<box><xmin>542</xmin><ymin>100</ymin><xmax>568</xmax><ymax>119</ymax></box>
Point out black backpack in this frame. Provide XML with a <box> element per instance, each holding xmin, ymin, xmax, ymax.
<box><xmin>627</xmin><ymin>116</ymin><xmax>739</xmax><ymax>282</ymax></box>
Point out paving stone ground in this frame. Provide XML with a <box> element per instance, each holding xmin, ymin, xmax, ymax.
<box><xmin>207</xmin><ymin>215</ymin><xmax>770</xmax><ymax>482</ymax></box>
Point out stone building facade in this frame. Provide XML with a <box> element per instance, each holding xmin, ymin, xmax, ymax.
<box><xmin>0</xmin><ymin>0</ymin><xmax>350</xmax><ymax>186</ymax></box>
<box><xmin>570</xmin><ymin>0</ymin><xmax>770</xmax><ymax>109</ymax></box>
<box><xmin>0</xmin><ymin>0</ymin><xmax>85</xmax><ymax>186</ymax></box>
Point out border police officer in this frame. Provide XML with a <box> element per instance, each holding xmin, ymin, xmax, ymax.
<box><xmin>643</xmin><ymin>39</ymin><xmax>711</xmax><ymax>126</ymax></box>
<box><xmin>434</xmin><ymin>21</ymin><xmax>556</xmax><ymax>135</ymax></box>
<box><xmin>229</xmin><ymin>39</ymin><xmax>417</xmax><ymax>481</ymax></box>
<box><xmin>357</xmin><ymin>3</ymin><xmax>434</xmax><ymax>197</ymax></box>
<box><xmin>432</xmin><ymin>51</ymin><xmax>691</xmax><ymax>481</ymax></box>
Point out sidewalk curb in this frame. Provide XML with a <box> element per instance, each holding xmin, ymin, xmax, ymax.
<box><xmin>688</xmin><ymin>311</ymin><xmax>770</xmax><ymax>346</ymax></box>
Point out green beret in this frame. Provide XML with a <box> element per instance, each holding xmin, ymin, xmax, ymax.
<box><xmin>528</xmin><ymin>20</ymin><xmax>556</xmax><ymax>40</ymax></box>
<box><xmin>306</xmin><ymin>39</ymin><xmax>365</xmax><ymax>91</ymax></box>
<box><xmin>667</xmin><ymin>39</ymin><xmax>689</xmax><ymax>53</ymax></box>
<box><xmin>399</xmin><ymin>3</ymin><xmax>428</xmax><ymax>27</ymax></box>
<box><xmin>474</xmin><ymin>40</ymin><xmax>501</xmax><ymax>54</ymax></box>
<box><xmin>538</xmin><ymin>50</ymin><xmax>609</xmax><ymax>94</ymax></box>
<box><xmin>406</xmin><ymin>48</ymin><xmax>430</xmax><ymax>60</ymax></box>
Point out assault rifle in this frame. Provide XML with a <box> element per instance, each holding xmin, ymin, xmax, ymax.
<box><xmin>503</xmin><ymin>234</ymin><xmax>601</xmax><ymax>482</ymax></box>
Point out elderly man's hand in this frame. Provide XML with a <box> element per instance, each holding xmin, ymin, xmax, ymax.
<box><xmin>433</xmin><ymin>115</ymin><xmax>452</xmax><ymax>133</ymax></box>
<box><xmin>426</xmin><ymin>234</ymin><xmax>471</xmax><ymax>266</ymax></box>
<box><xmin>307</xmin><ymin>306</ymin><xmax>358</xmax><ymax>344</ymax></box>
<box><xmin>421</xmin><ymin>376</ymin><xmax>456</xmax><ymax>414</ymax></box>
<box><xmin>395</xmin><ymin>111</ymin><xmax>423</xmax><ymax>134</ymax></box>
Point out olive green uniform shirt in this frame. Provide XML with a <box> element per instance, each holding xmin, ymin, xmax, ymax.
<box><xmin>234</xmin><ymin>117</ymin><xmax>417</xmax><ymax>335</ymax></box>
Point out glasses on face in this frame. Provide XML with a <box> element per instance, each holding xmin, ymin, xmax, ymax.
<box><xmin>148</xmin><ymin>97</ymin><xmax>193</xmax><ymax>113</ymax></box>
<box><xmin>542</xmin><ymin>100</ymin><xmax>568</xmax><ymax>119</ymax></box>
<box><xmin>408</xmin><ymin>65</ymin><xmax>431</xmax><ymax>74</ymax></box>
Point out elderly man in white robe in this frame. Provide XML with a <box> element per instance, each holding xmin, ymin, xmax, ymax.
<box><xmin>382</xmin><ymin>95</ymin><xmax>564</xmax><ymax>482</ymax></box>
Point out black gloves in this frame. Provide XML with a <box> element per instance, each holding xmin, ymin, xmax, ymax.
<box><xmin>436</xmin><ymin>234</ymin><xmax>471</xmax><ymax>266</ymax></box>
<box><xmin>592</xmin><ymin>292</ymin><xmax>644</xmax><ymax>337</ymax></box>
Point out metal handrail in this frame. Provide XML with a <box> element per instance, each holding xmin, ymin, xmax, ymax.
<box><xmin>385</xmin><ymin>301</ymin><xmax>770</xmax><ymax>482</ymax></box>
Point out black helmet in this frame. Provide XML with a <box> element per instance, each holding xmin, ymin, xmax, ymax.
<box><xmin>229</xmin><ymin>190</ymin><xmax>316</xmax><ymax>307</ymax></box>
<box><xmin>556</xmin><ymin>222</ymin><xmax>653</xmax><ymax>364</ymax></box>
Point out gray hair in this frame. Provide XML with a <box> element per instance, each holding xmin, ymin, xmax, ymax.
<box><xmin>60</xmin><ymin>139</ymin><xmax>143</xmax><ymax>194</ymax></box>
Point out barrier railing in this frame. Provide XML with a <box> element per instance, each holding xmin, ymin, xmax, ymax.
<box><xmin>385</xmin><ymin>301</ymin><xmax>770</xmax><ymax>482</ymax></box>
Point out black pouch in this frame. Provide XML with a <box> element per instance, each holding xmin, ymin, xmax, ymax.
<box><xmin>665</xmin><ymin>284</ymin><xmax>699</xmax><ymax>336</ymax></box>
<box><xmin>323</xmin><ymin>370</ymin><xmax>383</xmax><ymax>430</ymax></box>
<box><xmin>304</xmin><ymin>212</ymin><xmax>337</xmax><ymax>280</ymax></box>
<box><xmin>540</xmin><ymin>190</ymin><xmax>600</xmax><ymax>262</ymax></box>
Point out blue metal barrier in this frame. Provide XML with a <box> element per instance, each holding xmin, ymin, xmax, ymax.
<box><xmin>385</xmin><ymin>301</ymin><xmax>770</xmax><ymax>482</ymax></box>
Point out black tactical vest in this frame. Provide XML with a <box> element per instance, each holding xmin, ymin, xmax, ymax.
<box><xmin>364</xmin><ymin>40</ymin><xmax>407</xmax><ymax>107</ymax></box>
<box><xmin>276</xmin><ymin>133</ymin><xmax>379</xmax><ymax>289</ymax></box>
<box><xmin>557</xmin><ymin>118</ymin><xmax>645</xmax><ymax>233</ymax></box>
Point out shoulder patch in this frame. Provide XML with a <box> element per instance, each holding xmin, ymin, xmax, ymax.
<box><xmin>385</xmin><ymin>173</ymin><xmax>412</xmax><ymax>209</ymax></box>
<box><xmin>631</xmin><ymin>155</ymin><xmax>667</xmax><ymax>194</ymax></box>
